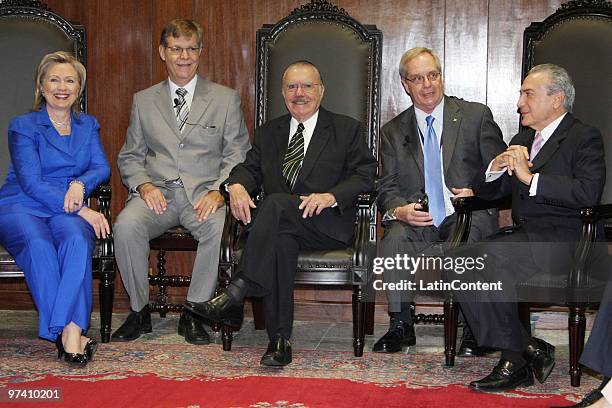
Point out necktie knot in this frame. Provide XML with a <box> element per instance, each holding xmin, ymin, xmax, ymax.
<box><xmin>426</xmin><ymin>115</ymin><xmax>435</xmax><ymax>128</ymax></box>
<box><xmin>176</xmin><ymin>88</ymin><xmax>187</xmax><ymax>98</ymax></box>
<box><xmin>297</xmin><ymin>122</ymin><xmax>305</xmax><ymax>133</ymax></box>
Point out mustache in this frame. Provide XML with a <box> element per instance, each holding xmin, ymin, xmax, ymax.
<box><xmin>291</xmin><ymin>96</ymin><xmax>308</xmax><ymax>103</ymax></box>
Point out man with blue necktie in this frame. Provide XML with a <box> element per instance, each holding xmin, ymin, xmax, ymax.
<box><xmin>374</xmin><ymin>47</ymin><xmax>506</xmax><ymax>354</ymax></box>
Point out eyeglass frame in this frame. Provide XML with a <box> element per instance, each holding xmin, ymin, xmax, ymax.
<box><xmin>401</xmin><ymin>71</ymin><xmax>441</xmax><ymax>85</ymax></box>
<box><xmin>283</xmin><ymin>82</ymin><xmax>323</xmax><ymax>93</ymax></box>
<box><xmin>164</xmin><ymin>46</ymin><xmax>202</xmax><ymax>56</ymax></box>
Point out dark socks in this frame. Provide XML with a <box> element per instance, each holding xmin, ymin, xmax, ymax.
<box><xmin>225</xmin><ymin>277</ymin><xmax>250</xmax><ymax>304</ymax></box>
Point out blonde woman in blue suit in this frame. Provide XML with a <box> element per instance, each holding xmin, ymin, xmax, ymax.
<box><xmin>0</xmin><ymin>51</ymin><xmax>110</xmax><ymax>366</ymax></box>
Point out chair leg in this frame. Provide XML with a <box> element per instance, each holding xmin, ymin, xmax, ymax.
<box><xmin>365</xmin><ymin>301</ymin><xmax>375</xmax><ymax>335</ymax></box>
<box><xmin>221</xmin><ymin>325</ymin><xmax>233</xmax><ymax>351</ymax></box>
<box><xmin>444</xmin><ymin>298</ymin><xmax>459</xmax><ymax>367</ymax></box>
<box><xmin>252</xmin><ymin>298</ymin><xmax>265</xmax><ymax>330</ymax></box>
<box><xmin>98</xmin><ymin>259</ymin><xmax>115</xmax><ymax>343</ymax></box>
<box><xmin>569</xmin><ymin>305</ymin><xmax>587</xmax><ymax>387</ymax></box>
<box><xmin>155</xmin><ymin>250</ymin><xmax>168</xmax><ymax>318</ymax></box>
<box><xmin>352</xmin><ymin>286</ymin><xmax>366</xmax><ymax>357</ymax></box>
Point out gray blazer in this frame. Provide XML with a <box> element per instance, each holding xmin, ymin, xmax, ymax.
<box><xmin>378</xmin><ymin>95</ymin><xmax>507</xmax><ymax>235</ymax></box>
<box><xmin>118</xmin><ymin>75</ymin><xmax>250</xmax><ymax>203</ymax></box>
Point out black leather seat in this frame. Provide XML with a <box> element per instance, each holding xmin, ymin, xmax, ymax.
<box><xmin>0</xmin><ymin>0</ymin><xmax>115</xmax><ymax>343</ymax></box>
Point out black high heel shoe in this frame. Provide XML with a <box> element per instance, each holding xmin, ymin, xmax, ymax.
<box><xmin>55</xmin><ymin>334</ymin><xmax>87</xmax><ymax>367</ymax></box>
<box><xmin>84</xmin><ymin>339</ymin><xmax>98</xmax><ymax>360</ymax></box>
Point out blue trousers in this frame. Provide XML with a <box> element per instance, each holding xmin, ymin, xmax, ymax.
<box><xmin>0</xmin><ymin>212</ymin><xmax>95</xmax><ymax>341</ymax></box>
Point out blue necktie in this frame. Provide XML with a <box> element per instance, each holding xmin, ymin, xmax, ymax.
<box><xmin>423</xmin><ymin>115</ymin><xmax>445</xmax><ymax>227</ymax></box>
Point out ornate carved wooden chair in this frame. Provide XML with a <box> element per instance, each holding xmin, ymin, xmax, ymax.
<box><xmin>0</xmin><ymin>0</ymin><xmax>115</xmax><ymax>342</ymax></box>
<box><xmin>217</xmin><ymin>0</ymin><xmax>382</xmax><ymax>357</ymax></box>
<box><xmin>443</xmin><ymin>0</ymin><xmax>612</xmax><ymax>386</ymax></box>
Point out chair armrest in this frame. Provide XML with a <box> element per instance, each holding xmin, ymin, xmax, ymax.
<box><xmin>353</xmin><ymin>191</ymin><xmax>376</xmax><ymax>270</ymax></box>
<box><xmin>448</xmin><ymin>195</ymin><xmax>511</xmax><ymax>248</ymax></box>
<box><xmin>88</xmin><ymin>183</ymin><xmax>113</xmax><ymax>257</ymax></box>
<box><xmin>580</xmin><ymin>203</ymin><xmax>612</xmax><ymax>221</ymax></box>
<box><xmin>219</xmin><ymin>189</ymin><xmax>262</xmax><ymax>264</ymax></box>
<box><xmin>452</xmin><ymin>196</ymin><xmax>510</xmax><ymax>213</ymax></box>
<box><xmin>357</xmin><ymin>191</ymin><xmax>376</xmax><ymax>208</ymax></box>
<box><xmin>567</xmin><ymin>202</ymin><xmax>612</xmax><ymax>294</ymax></box>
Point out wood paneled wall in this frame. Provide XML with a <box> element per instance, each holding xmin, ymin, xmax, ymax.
<box><xmin>1</xmin><ymin>0</ymin><xmax>564</xmax><ymax>319</ymax></box>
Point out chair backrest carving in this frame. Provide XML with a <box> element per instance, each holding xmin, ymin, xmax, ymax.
<box><xmin>522</xmin><ymin>0</ymin><xmax>612</xmax><ymax>202</ymax></box>
<box><xmin>0</xmin><ymin>0</ymin><xmax>87</xmax><ymax>182</ymax></box>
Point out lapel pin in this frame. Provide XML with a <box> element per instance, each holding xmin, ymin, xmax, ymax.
<box><xmin>453</xmin><ymin>118</ymin><xmax>458</xmax><ymax>122</ymax></box>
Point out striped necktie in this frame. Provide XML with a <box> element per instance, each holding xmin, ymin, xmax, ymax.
<box><xmin>530</xmin><ymin>131</ymin><xmax>543</xmax><ymax>160</ymax></box>
<box><xmin>282</xmin><ymin>123</ymin><xmax>305</xmax><ymax>190</ymax></box>
<box><xmin>175</xmin><ymin>87</ymin><xmax>189</xmax><ymax>132</ymax></box>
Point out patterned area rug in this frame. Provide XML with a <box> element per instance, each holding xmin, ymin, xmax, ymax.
<box><xmin>0</xmin><ymin>336</ymin><xmax>600</xmax><ymax>407</ymax></box>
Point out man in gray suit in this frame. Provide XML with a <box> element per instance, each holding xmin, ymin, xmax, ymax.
<box><xmin>373</xmin><ymin>47</ymin><xmax>506</xmax><ymax>353</ymax></box>
<box><xmin>112</xmin><ymin>19</ymin><xmax>250</xmax><ymax>344</ymax></box>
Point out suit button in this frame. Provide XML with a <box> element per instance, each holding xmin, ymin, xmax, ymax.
<box><xmin>179</xmin><ymin>143</ymin><xmax>184</xmax><ymax>149</ymax></box>
<box><xmin>519</xmin><ymin>193</ymin><xmax>525</xmax><ymax>199</ymax></box>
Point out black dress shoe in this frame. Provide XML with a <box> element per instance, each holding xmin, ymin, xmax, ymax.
<box><xmin>84</xmin><ymin>339</ymin><xmax>98</xmax><ymax>360</ymax></box>
<box><xmin>183</xmin><ymin>292</ymin><xmax>244</xmax><ymax>329</ymax></box>
<box><xmin>469</xmin><ymin>359</ymin><xmax>534</xmax><ymax>392</ymax></box>
<box><xmin>551</xmin><ymin>378</ymin><xmax>610</xmax><ymax>408</ymax></box>
<box><xmin>524</xmin><ymin>337</ymin><xmax>555</xmax><ymax>384</ymax></box>
<box><xmin>372</xmin><ymin>322</ymin><xmax>416</xmax><ymax>353</ymax></box>
<box><xmin>458</xmin><ymin>326</ymin><xmax>497</xmax><ymax>357</ymax></box>
<box><xmin>55</xmin><ymin>335</ymin><xmax>88</xmax><ymax>367</ymax></box>
<box><xmin>260</xmin><ymin>337</ymin><xmax>292</xmax><ymax>367</ymax></box>
<box><xmin>111</xmin><ymin>305</ymin><xmax>152</xmax><ymax>341</ymax></box>
<box><xmin>178</xmin><ymin>311</ymin><xmax>210</xmax><ymax>345</ymax></box>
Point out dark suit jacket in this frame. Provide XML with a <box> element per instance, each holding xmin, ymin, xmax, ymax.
<box><xmin>377</xmin><ymin>95</ymin><xmax>506</xmax><ymax>236</ymax></box>
<box><xmin>225</xmin><ymin>107</ymin><xmax>376</xmax><ymax>244</ymax></box>
<box><xmin>474</xmin><ymin>113</ymin><xmax>606</xmax><ymax>269</ymax></box>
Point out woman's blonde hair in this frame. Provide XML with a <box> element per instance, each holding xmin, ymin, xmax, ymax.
<box><xmin>33</xmin><ymin>51</ymin><xmax>86</xmax><ymax>113</ymax></box>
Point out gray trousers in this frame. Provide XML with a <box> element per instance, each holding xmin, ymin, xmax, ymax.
<box><xmin>380</xmin><ymin>211</ymin><xmax>497</xmax><ymax>314</ymax></box>
<box><xmin>114</xmin><ymin>187</ymin><xmax>225</xmax><ymax>312</ymax></box>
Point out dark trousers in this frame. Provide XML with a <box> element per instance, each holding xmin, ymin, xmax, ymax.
<box><xmin>580</xmin><ymin>279</ymin><xmax>612</xmax><ymax>377</ymax></box>
<box><xmin>448</xmin><ymin>227</ymin><xmax>543</xmax><ymax>352</ymax></box>
<box><xmin>239</xmin><ymin>193</ymin><xmax>344</xmax><ymax>341</ymax></box>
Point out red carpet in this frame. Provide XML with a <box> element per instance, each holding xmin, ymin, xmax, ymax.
<box><xmin>1</xmin><ymin>374</ymin><xmax>576</xmax><ymax>407</ymax></box>
<box><xmin>0</xmin><ymin>332</ymin><xmax>596</xmax><ymax>408</ymax></box>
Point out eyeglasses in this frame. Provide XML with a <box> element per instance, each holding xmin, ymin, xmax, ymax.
<box><xmin>403</xmin><ymin>71</ymin><xmax>441</xmax><ymax>85</ymax></box>
<box><xmin>165</xmin><ymin>46</ymin><xmax>201</xmax><ymax>56</ymax></box>
<box><xmin>284</xmin><ymin>83</ymin><xmax>322</xmax><ymax>93</ymax></box>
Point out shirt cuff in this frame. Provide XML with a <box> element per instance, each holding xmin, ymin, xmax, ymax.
<box><xmin>485</xmin><ymin>160</ymin><xmax>505</xmax><ymax>182</ymax></box>
<box><xmin>529</xmin><ymin>173</ymin><xmax>539</xmax><ymax>196</ymax></box>
<box><xmin>382</xmin><ymin>208</ymin><xmax>397</xmax><ymax>221</ymax></box>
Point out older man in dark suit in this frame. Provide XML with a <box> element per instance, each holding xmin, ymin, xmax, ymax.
<box><xmin>453</xmin><ymin>64</ymin><xmax>606</xmax><ymax>392</ymax></box>
<box><xmin>374</xmin><ymin>47</ymin><xmax>506</xmax><ymax>354</ymax></box>
<box><xmin>185</xmin><ymin>60</ymin><xmax>376</xmax><ymax>366</ymax></box>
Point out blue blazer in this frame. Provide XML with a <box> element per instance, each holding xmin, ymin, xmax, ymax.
<box><xmin>0</xmin><ymin>108</ymin><xmax>110</xmax><ymax>217</ymax></box>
